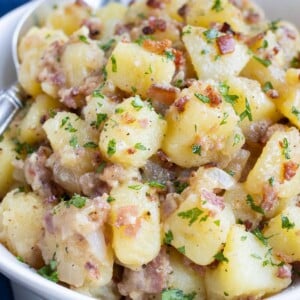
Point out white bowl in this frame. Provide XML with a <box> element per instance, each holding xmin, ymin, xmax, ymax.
<box><xmin>0</xmin><ymin>1</ymin><xmax>300</xmax><ymax>300</ymax></box>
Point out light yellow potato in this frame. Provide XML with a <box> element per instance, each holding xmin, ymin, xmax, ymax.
<box><xmin>18</xmin><ymin>27</ymin><xmax>67</xmax><ymax>96</ymax></box>
<box><xmin>264</xmin><ymin>206</ymin><xmax>300</xmax><ymax>262</ymax></box>
<box><xmin>245</xmin><ymin>127</ymin><xmax>300</xmax><ymax>199</ymax></box>
<box><xmin>162</xmin><ymin>80</ymin><xmax>245</xmax><ymax>168</ymax></box>
<box><xmin>43</xmin><ymin>112</ymin><xmax>98</xmax><ymax>173</ymax></box>
<box><xmin>96</xmin><ymin>2</ymin><xmax>127</xmax><ymax>40</ymax></box>
<box><xmin>165</xmin><ymin>191</ymin><xmax>235</xmax><ymax>265</ymax></box>
<box><xmin>167</xmin><ymin>249</ymin><xmax>206</xmax><ymax>300</ymax></box>
<box><xmin>109</xmin><ymin>181</ymin><xmax>161</xmax><ymax>269</ymax></box>
<box><xmin>0</xmin><ymin>137</ymin><xmax>16</xmax><ymax>198</ymax></box>
<box><xmin>39</xmin><ymin>197</ymin><xmax>113</xmax><ymax>288</ymax></box>
<box><xmin>225</xmin><ymin>77</ymin><xmax>282</xmax><ymax>140</ymax></box>
<box><xmin>106</xmin><ymin>42</ymin><xmax>176</xmax><ymax>98</ymax></box>
<box><xmin>19</xmin><ymin>94</ymin><xmax>61</xmax><ymax>144</ymax></box>
<box><xmin>205</xmin><ymin>225</ymin><xmax>291</xmax><ymax>299</ymax></box>
<box><xmin>182</xmin><ymin>26</ymin><xmax>250</xmax><ymax>81</ymax></box>
<box><xmin>99</xmin><ymin>97</ymin><xmax>166</xmax><ymax>168</ymax></box>
<box><xmin>0</xmin><ymin>190</ymin><xmax>45</xmax><ymax>268</ymax></box>
<box><xmin>186</xmin><ymin>0</ymin><xmax>248</xmax><ymax>33</ymax></box>
<box><xmin>46</xmin><ymin>2</ymin><xmax>91</xmax><ymax>35</ymax></box>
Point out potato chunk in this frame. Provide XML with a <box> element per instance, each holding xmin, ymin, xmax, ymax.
<box><xmin>106</xmin><ymin>42</ymin><xmax>176</xmax><ymax>98</ymax></box>
<box><xmin>182</xmin><ymin>26</ymin><xmax>250</xmax><ymax>80</ymax></box>
<box><xmin>245</xmin><ymin>127</ymin><xmax>300</xmax><ymax>199</ymax></box>
<box><xmin>0</xmin><ymin>137</ymin><xmax>16</xmax><ymax>198</ymax></box>
<box><xmin>205</xmin><ymin>225</ymin><xmax>291</xmax><ymax>299</ymax></box>
<box><xmin>264</xmin><ymin>206</ymin><xmax>300</xmax><ymax>262</ymax></box>
<box><xmin>99</xmin><ymin>97</ymin><xmax>166</xmax><ymax>168</ymax></box>
<box><xmin>0</xmin><ymin>190</ymin><xmax>45</xmax><ymax>268</ymax></box>
<box><xmin>162</xmin><ymin>80</ymin><xmax>245</xmax><ymax>168</ymax></box>
<box><xmin>109</xmin><ymin>181</ymin><xmax>161</xmax><ymax>269</ymax></box>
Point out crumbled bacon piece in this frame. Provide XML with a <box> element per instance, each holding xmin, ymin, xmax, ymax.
<box><xmin>204</xmin><ymin>85</ymin><xmax>222</xmax><ymax>107</ymax></box>
<box><xmin>142</xmin><ymin>39</ymin><xmax>172</xmax><ymax>55</ymax></box>
<box><xmin>172</xmin><ymin>48</ymin><xmax>185</xmax><ymax>68</ymax></box>
<box><xmin>146</xmin><ymin>0</ymin><xmax>162</xmax><ymax>9</ymax></box>
<box><xmin>85</xmin><ymin>261</ymin><xmax>100</xmax><ymax>279</ymax></box>
<box><xmin>148</xmin><ymin>17</ymin><xmax>167</xmax><ymax>32</ymax></box>
<box><xmin>174</xmin><ymin>95</ymin><xmax>189</xmax><ymax>112</ymax></box>
<box><xmin>147</xmin><ymin>83</ymin><xmax>180</xmax><ymax>105</ymax></box>
<box><xmin>266</xmin><ymin>89</ymin><xmax>279</xmax><ymax>99</ymax></box>
<box><xmin>201</xmin><ymin>188</ymin><xmax>225</xmax><ymax>211</ymax></box>
<box><xmin>262</xmin><ymin>184</ymin><xmax>278</xmax><ymax>212</ymax></box>
<box><xmin>178</xmin><ymin>4</ymin><xmax>188</xmax><ymax>18</ymax></box>
<box><xmin>283</xmin><ymin>161</ymin><xmax>299</xmax><ymax>181</ymax></box>
<box><xmin>220</xmin><ymin>22</ymin><xmax>235</xmax><ymax>35</ymax></box>
<box><xmin>217</xmin><ymin>34</ymin><xmax>235</xmax><ymax>55</ymax></box>
<box><xmin>277</xmin><ymin>265</ymin><xmax>292</xmax><ymax>279</ymax></box>
<box><xmin>244</xmin><ymin>220</ymin><xmax>253</xmax><ymax>231</ymax></box>
<box><xmin>142</xmin><ymin>26</ymin><xmax>155</xmax><ymax>35</ymax></box>
<box><xmin>82</xmin><ymin>18</ymin><xmax>101</xmax><ymax>39</ymax></box>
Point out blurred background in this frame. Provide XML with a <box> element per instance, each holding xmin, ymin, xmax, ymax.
<box><xmin>0</xmin><ymin>0</ymin><xmax>28</xmax><ymax>16</ymax></box>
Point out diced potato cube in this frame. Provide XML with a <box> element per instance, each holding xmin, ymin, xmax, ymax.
<box><xmin>225</xmin><ymin>77</ymin><xmax>282</xmax><ymax>141</ymax></box>
<box><xmin>109</xmin><ymin>181</ymin><xmax>161</xmax><ymax>269</ymax></box>
<box><xmin>0</xmin><ymin>137</ymin><xmax>16</xmax><ymax>198</ymax></box>
<box><xmin>245</xmin><ymin>127</ymin><xmax>300</xmax><ymax>199</ymax></box>
<box><xmin>205</xmin><ymin>225</ymin><xmax>291</xmax><ymax>299</ymax></box>
<box><xmin>106</xmin><ymin>42</ymin><xmax>176</xmax><ymax>98</ymax></box>
<box><xmin>264</xmin><ymin>206</ymin><xmax>300</xmax><ymax>262</ymax></box>
<box><xmin>99</xmin><ymin>97</ymin><xmax>166</xmax><ymax>168</ymax></box>
<box><xmin>162</xmin><ymin>80</ymin><xmax>244</xmax><ymax>168</ymax></box>
<box><xmin>182</xmin><ymin>26</ymin><xmax>250</xmax><ymax>81</ymax></box>
<box><xmin>186</xmin><ymin>0</ymin><xmax>247</xmax><ymax>33</ymax></box>
<box><xmin>0</xmin><ymin>190</ymin><xmax>45</xmax><ymax>268</ymax></box>
<box><xmin>19</xmin><ymin>94</ymin><xmax>61</xmax><ymax>144</ymax></box>
<box><xmin>165</xmin><ymin>190</ymin><xmax>235</xmax><ymax>265</ymax></box>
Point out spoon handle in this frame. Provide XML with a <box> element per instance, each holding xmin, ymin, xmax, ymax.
<box><xmin>0</xmin><ymin>83</ymin><xmax>23</xmax><ymax>136</ymax></box>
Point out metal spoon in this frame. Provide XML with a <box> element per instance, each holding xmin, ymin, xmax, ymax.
<box><xmin>0</xmin><ymin>0</ymin><xmax>107</xmax><ymax>135</ymax></box>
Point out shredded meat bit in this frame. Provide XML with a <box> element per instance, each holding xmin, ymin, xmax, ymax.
<box><xmin>283</xmin><ymin>161</ymin><xmax>299</xmax><ymax>181</ymax></box>
<box><xmin>174</xmin><ymin>95</ymin><xmax>189</xmax><ymax>112</ymax></box>
<box><xmin>217</xmin><ymin>34</ymin><xmax>235</xmax><ymax>55</ymax></box>
<box><xmin>277</xmin><ymin>264</ymin><xmax>292</xmax><ymax>279</ymax></box>
<box><xmin>118</xmin><ymin>247</ymin><xmax>171</xmax><ymax>297</ymax></box>
<box><xmin>201</xmin><ymin>188</ymin><xmax>225</xmax><ymax>212</ymax></box>
<box><xmin>204</xmin><ymin>85</ymin><xmax>222</xmax><ymax>107</ymax></box>
<box><xmin>142</xmin><ymin>39</ymin><xmax>172</xmax><ymax>55</ymax></box>
<box><xmin>146</xmin><ymin>0</ymin><xmax>162</xmax><ymax>9</ymax></box>
<box><xmin>147</xmin><ymin>83</ymin><xmax>180</xmax><ymax>106</ymax></box>
<box><xmin>261</xmin><ymin>184</ymin><xmax>278</xmax><ymax>212</ymax></box>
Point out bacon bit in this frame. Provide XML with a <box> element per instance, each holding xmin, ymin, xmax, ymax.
<box><xmin>44</xmin><ymin>212</ymin><xmax>55</xmax><ymax>234</ymax></box>
<box><xmin>115</xmin><ymin>23</ymin><xmax>134</xmax><ymax>35</ymax></box>
<box><xmin>157</xmin><ymin>149</ymin><xmax>174</xmax><ymax>169</ymax></box>
<box><xmin>283</xmin><ymin>161</ymin><xmax>299</xmax><ymax>181</ymax></box>
<box><xmin>148</xmin><ymin>17</ymin><xmax>167</xmax><ymax>32</ymax></box>
<box><xmin>245</xmin><ymin>11</ymin><xmax>261</xmax><ymax>24</ymax></box>
<box><xmin>127</xmin><ymin>148</ymin><xmax>136</xmax><ymax>155</ymax></box>
<box><xmin>121</xmin><ymin>112</ymin><xmax>136</xmax><ymax>124</ymax></box>
<box><xmin>146</xmin><ymin>0</ymin><xmax>162</xmax><ymax>9</ymax></box>
<box><xmin>277</xmin><ymin>265</ymin><xmax>292</xmax><ymax>279</ymax></box>
<box><xmin>284</xmin><ymin>27</ymin><xmax>297</xmax><ymax>40</ymax></box>
<box><xmin>201</xmin><ymin>188</ymin><xmax>225</xmax><ymax>211</ymax></box>
<box><xmin>220</xmin><ymin>22</ymin><xmax>235</xmax><ymax>35</ymax></box>
<box><xmin>142</xmin><ymin>26</ymin><xmax>155</xmax><ymax>35</ymax></box>
<box><xmin>177</xmin><ymin>3</ymin><xmax>188</xmax><ymax>18</ymax></box>
<box><xmin>85</xmin><ymin>262</ymin><xmax>100</xmax><ymax>279</ymax></box>
<box><xmin>204</xmin><ymin>85</ymin><xmax>222</xmax><ymax>107</ymax></box>
<box><xmin>142</xmin><ymin>39</ymin><xmax>172</xmax><ymax>55</ymax></box>
<box><xmin>147</xmin><ymin>83</ymin><xmax>180</xmax><ymax>106</ymax></box>
<box><xmin>217</xmin><ymin>34</ymin><xmax>235</xmax><ymax>55</ymax></box>
<box><xmin>174</xmin><ymin>95</ymin><xmax>189</xmax><ymax>112</ymax></box>
<box><xmin>82</xmin><ymin>19</ymin><xmax>101</xmax><ymax>39</ymax></box>
<box><xmin>246</xmin><ymin>32</ymin><xmax>265</xmax><ymax>47</ymax></box>
<box><xmin>138</xmin><ymin>118</ymin><xmax>150</xmax><ymax>128</ymax></box>
<box><xmin>172</xmin><ymin>48</ymin><xmax>185</xmax><ymax>68</ymax></box>
<box><xmin>262</xmin><ymin>184</ymin><xmax>278</xmax><ymax>212</ymax></box>
<box><xmin>266</xmin><ymin>89</ymin><xmax>279</xmax><ymax>99</ymax></box>
<box><xmin>244</xmin><ymin>220</ymin><xmax>253</xmax><ymax>231</ymax></box>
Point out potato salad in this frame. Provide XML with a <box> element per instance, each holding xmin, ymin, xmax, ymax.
<box><xmin>1</xmin><ymin>0</ymin><xmax>300</xmax><ymax>299</ymax></box>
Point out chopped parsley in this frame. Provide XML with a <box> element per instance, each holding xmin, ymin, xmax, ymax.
<box><xmin>262</xmin><ymin>81</ymin><xmax>274</xmax><ymax>94</ymax></box>
<box><xmin>148</xmin><ymin>181</ymin><xmax>166</xmax><ymax>189</ymax></box>
<box><xmin>69</xmin><ymin>135</ymin><xmax>79</xmax><ymax>148</ymax></box>
<box><xmin>194</xmin><ymin>93</ymin><xmax>210</xmax><ymax>103</ymax></box>
<box><xmin>100</xmin><ymin>38</ymin><xmax>116</xmax><ymax>51</ymax></box>
<box><xmin>92</xmin><ymin>89</ymin><xmax>104</xmax><ymax>98</ymax></box>
<box><xmin>246</xmin><ymin>194</ymin><xmax>264</xmax><ymax>214</ymax></box>
<box><xmin>83</xmin><ymin>141</ymin><xmax>98</xmax><ymax>149</ymax></box>
<box><xmin>14</xmin><ymin>140</ymin><xmax>36</xmax><ymax>155</ymax></box>
<box><xmin>220</xmin><ymin>112</ymin><xmax>229</xmax><ymax>125</ymax></box>
<box><xmin>268</xmin><ymin>176</ymin><xmax>275</xmax><ymax>186</ymax></box>
<box><xmin>203</xmin><ymin>28</ymin><xmax>219</xmax><ymax>43</ymax></box>
<box><xmin>182</xmin><ymin>26</ymin><xmax>192</xmax><ymax>36</ymax></box>
<box><xmin>38</xmin><ymin>259</ymin><xmax>58</xmax><ymax>282</ymax></box>
<box><xmin>290</xmin><ymin>55</ymin><xmax>300</xmax><ymax>68</ymax></box>
<box><xmin>178</xmin><ymin>207</ymin><xmax>203</xmax><ymax>226</ymax></box>
<box><xmin>233</xmin><ymin>133</ymin><xmax>242</xmax><ymax>146</ymax></box>
<box><xmin>281</xmin><ymin>215</ymin><xmax>295</xmax><ymax>231</ymax></box>
<box><xmin>219</xmin><ymin>82</ymin><xmax>239</xmax><ymax>105</ymax></box>
<box><xmin>214</xmin><ymin>250</ymin><xmax>229</xmax><ymax>263</ymax></box>
<box><xmin>164</xmin><ymin>230</ymin><xmax>174</xmax><ymax>245</ymax></box>
<box><xmin>111</xmin><ymin>55</ymin><xmax>117</xmax><ymax>72</ymax></box>
<box><xmin>0</xmin><ymin>135</ymin><xmax>4</xmax><ymax>142</ymax></box>
<box><xmin>280</xmin><ymin>137</ymin><xmax>291</xmax><ymax>160</ymax></box>
<box><xmin>115</xmin><ymin>107</ymin><xmax>125</xmax><ymax>114</ymax></box>
<box><xmin>107</xmin><ymin>196</ymin><xmax>116</xmax><ymax>203</ymax></box>
<box><xmin>192</xmin><ymin>144</ymin><xmax>202</xmax><ymax>156</ymax></box>
<box><xmin>240</xmin><ymin>98</ymin><xmax>253</xmax><ymax>121</ymax></box>
<box><xmin>66</xmin><ymin>194</ymin><xmax>87</xmax><ymax>208</ymax></box>
<box><xmin>135</xmin><ymin>35</ymin><xmax>153</xmax><ymax>46</ymax></box>
<box><xmin>177</xmin><ymin>246</ymin><xmax>186</xmax><ymax>254</ymax></box>
<box><xmin>211</xmin><ymin>0</ymin><xmax>223</xmax><ymax>12</ymax></box>
<box><xmin>128</xmin><ymin>184</ymin><xmax>142</xmax><ymax>190</ymax></box>
<box><xmin>131</xmin><ymin>96</ymin><xmax>144</xmax><ymax>111</ymax></box>
<box><xmin>253</xmin><ymin>56</ymin><xmax>272</xmax><ymax>67</ymax></box>
<box><xmin>252</xmin><ymin>228</ymin><xmax>269</xmax><ymax>246</ymax></box>
<box><xmin>164</xmin><ymin>50</ymin><xmax>175</xmax><ymax>61</ymax></box>
<box><xmin>135</xmin><ymin>143</ymin><xmax>147</xmax><ymax>151</ymax></box>
<box><xmin>162</xmin><ymin>289</ymin><xmax>196</xmax><ymax>300</ymax></box>
<box><xmin>259</xmin><ymin>40</ymin><xmax>269</xmax><ymax>49</ymax></box>
<box><xmin>90</xmin><ymin>113</ymin><xmax>108</xmax><ymax>129</ymax></box>
<box><xmin>96</xmin><ymin>162</ymin><xmax>106</xmax><ymax>173</ymax></box>
<box><xmin>268</xmin><ymin>19</ymin><xmax>280</xmax><ymax>32</ymax></box>
<box><xmin>78</xmin><ymin>35</ymin><xmax>89</xmax><ymax>44</ymax></box>
<box><xmin>17</xmin><ymin>256</ymin><xmax>24</xmax><ymax>262</ymax></box>
<box><xmin>107</xmin><ymin>139</ymin><xmax>117</xmax><ymax>156</ymax></box>
<box><xmin>174</xmin><ymin>181</ymin><xmax>189</xmax><ymax>194</ymax></box>
<box><xmin>292</xmin><ymin>106</ymin><xmax>300</xmax><ymax>120</ymax></box>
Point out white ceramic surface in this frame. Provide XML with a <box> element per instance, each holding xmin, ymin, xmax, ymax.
<box><xmin>0</xmin><ymin>1</ymin><xmax>300</xmax><ymax>300</ymax></box>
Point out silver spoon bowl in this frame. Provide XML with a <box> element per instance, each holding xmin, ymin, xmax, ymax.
<box><xmin>0</xmin><ymin>0</ymin><xmax>106</xmax><ymax>135</ymax></box>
